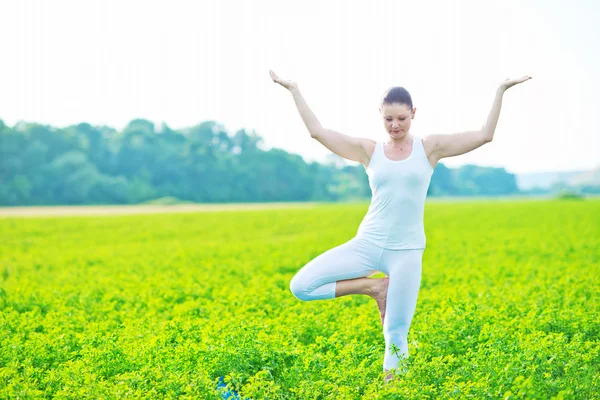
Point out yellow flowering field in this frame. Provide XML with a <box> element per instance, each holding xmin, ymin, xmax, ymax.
<box><xmin>1</xmin><ymin>199</ymin><xmax>598</xmax><ymax>399</ymax></box>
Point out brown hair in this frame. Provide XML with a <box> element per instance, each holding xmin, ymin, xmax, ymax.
<box><xmin>381</xmin><ymin>87</ymin><xmax>413</xmax><ymax>109</ymax></box>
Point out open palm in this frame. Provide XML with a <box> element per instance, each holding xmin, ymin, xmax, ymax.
<box><xmin>500</xmin><ymin>76</ymin><xmax>532</xmax><ymax>91</ymax></box>
<box><xmin>269</xmin><ymin>70</ymin><xmax>298</xmax><ymax>91</ymax></box>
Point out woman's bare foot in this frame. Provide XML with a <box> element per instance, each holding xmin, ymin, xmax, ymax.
<box><xmin>370</xmin><ymin>277</ymin><xmax>389</xmax><ymax>326</ymax></box>
<box><xmin>384</xmin><ymin>371</ymin><xmax>394</xmax><ymax>382</ymax></box>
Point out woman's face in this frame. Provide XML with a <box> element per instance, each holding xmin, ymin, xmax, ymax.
<box><xmin>379</xmin><ymin>103</ymin><xmax>416</xmax><ymax>138</ymax></box>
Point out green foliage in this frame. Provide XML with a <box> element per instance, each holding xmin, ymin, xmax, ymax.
<box><xmin>555</xmin><ymin>190</ymin><xmax>584</xmax><ymax>200</ymax></box>
<box><xmin>1</xmin><ymin>199</ymin><xmax>599</xmax><ymax>398</ymax></box>
<box><xmin>0</xmin><ymin>119</ymin><xmax>521</xmax><ymax>206</ymax></box>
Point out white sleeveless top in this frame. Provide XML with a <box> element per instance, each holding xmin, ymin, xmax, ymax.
<box><xmin>355</xmin><ymin>135</ymin><xmax>434</xmax><ymax>250</ymax></box>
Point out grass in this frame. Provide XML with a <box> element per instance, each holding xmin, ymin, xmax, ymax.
<box><xmin>0</xmin><ymin>199</ymin><xmax>598</xmax><ymax>398</ymax></box>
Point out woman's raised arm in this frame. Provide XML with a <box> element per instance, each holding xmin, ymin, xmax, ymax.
<box><xmin>426</xmin><ymin>75</ymin><xmax>532</xmax><ymax>161</ymax></box>
<box><xmin>270</xmin><ymin>70</ymin><xmax>372</xmax><ymax>167</ymax></box>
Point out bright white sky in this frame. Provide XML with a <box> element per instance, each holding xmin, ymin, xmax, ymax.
<box><xmin>1</xmin><ymin>0</ymin><xmax>598</xmax><ymax>174</ymax></box>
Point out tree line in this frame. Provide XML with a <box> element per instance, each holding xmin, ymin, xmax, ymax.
<box><xmin>0</xmin><ymin>119</ymin><xmax>520</xmax><ymax>206</ymax></box>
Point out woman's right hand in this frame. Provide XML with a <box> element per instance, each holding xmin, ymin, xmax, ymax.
<box><xmin>269</xmin><ymin>70</ymin><xmax>298</xmax><ymax>91</ymax></box>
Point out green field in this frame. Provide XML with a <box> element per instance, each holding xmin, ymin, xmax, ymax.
<box><xmin>1</xmin><ymin>200</ymin><xmax>599</xmax><ymax>399</ymax></box>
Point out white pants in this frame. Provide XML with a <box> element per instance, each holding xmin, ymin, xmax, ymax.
<box><xmin>289</xmin><ymin>236</ymin><xmax>424</xmax><ymax>372</ymax></box>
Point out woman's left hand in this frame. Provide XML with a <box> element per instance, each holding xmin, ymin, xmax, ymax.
<box><xmin>499</xmin><ymin>76</ymin><xmax>532</xmax><ymax>91</ymax></box>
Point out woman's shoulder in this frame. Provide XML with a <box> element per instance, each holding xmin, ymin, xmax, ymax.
<box><xmin>419</xmin><ymin>134</ymin><xmax>440</xmax><ymax>170</ymax></box>
<box><xmin>355</xmin><ymin>136</ymin><xmax>376</xmax><ymax>168</ymax></box>
<box><xmin>360</xmin><ymin>138</ymin><xmax>377</xmax><ymax>155</ymax></box>
<box><xmin>419</xmin><ymin>134</ymin><xmax>438</xmax><ymax>156</ymax></box>
<box><xmin>358</xmin><ymin>138</ymin><xmax>377</xmax><ymax>168</ymax></box>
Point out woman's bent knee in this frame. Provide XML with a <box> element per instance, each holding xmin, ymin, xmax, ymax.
<box><xmin>289</xmin><ymin>271</ymin><xmax>337</xmax><ymax>301</ymax></box>
<box><xmin>289</xmin><ymin>274</ymin><xmax>309</xmax><ymax>301</ymax></box>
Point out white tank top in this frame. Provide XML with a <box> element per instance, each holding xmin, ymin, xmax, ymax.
<box><xmin>355</xmin><ymin>135</ymin><xmax>434</xmax><ymax>250</ymax></box>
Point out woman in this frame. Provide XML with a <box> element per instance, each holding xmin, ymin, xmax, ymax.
<box><xmin>269</xmin><ymin>70</ymin><xmax>531</xmax><ymax>382</ymax></box>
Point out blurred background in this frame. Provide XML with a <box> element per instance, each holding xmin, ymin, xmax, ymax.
<box><xmin>1</xmin><ymin>0</ymin><xmax>599</xmax><ymax>206</ymax></box>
